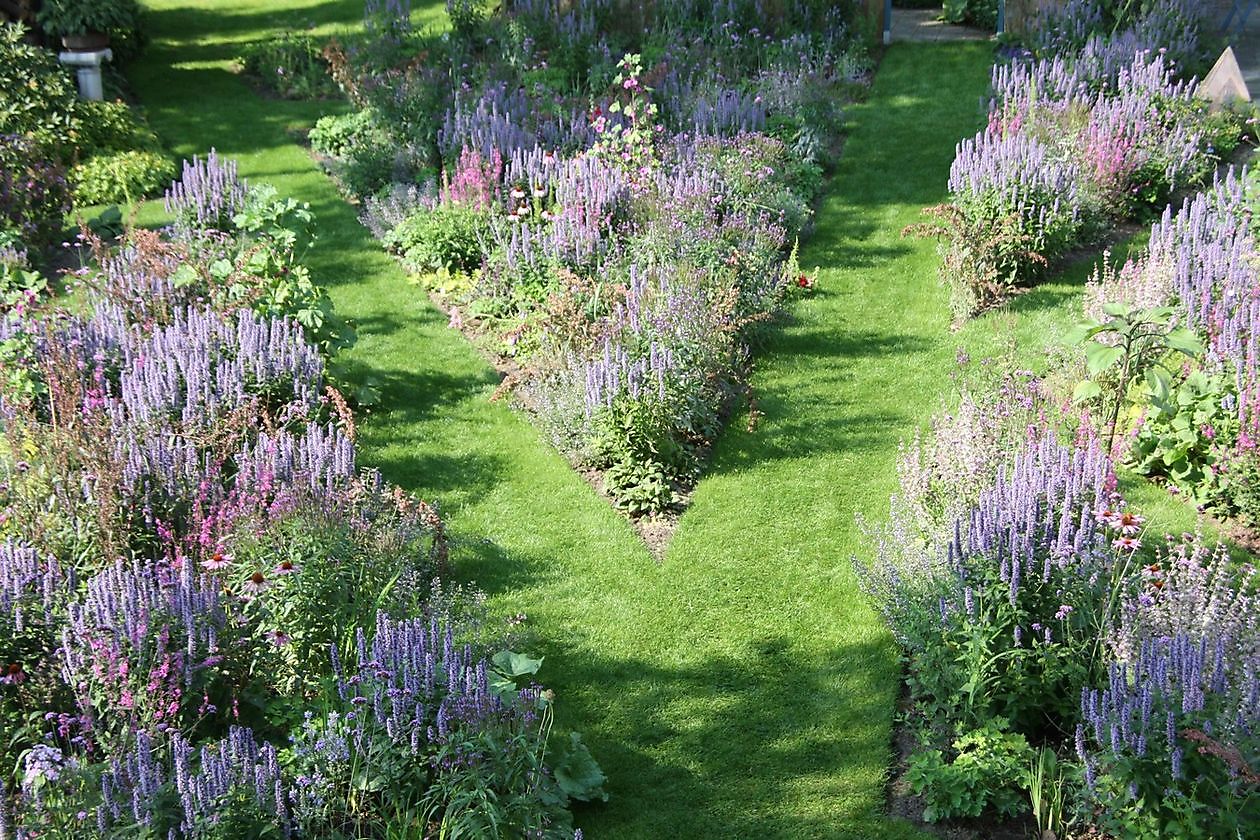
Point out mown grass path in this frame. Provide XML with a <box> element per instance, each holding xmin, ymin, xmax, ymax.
<box><xmin>125</xmin><ymin>7</ymin><xmax>1202</xmax><ymax>835</ymax></box>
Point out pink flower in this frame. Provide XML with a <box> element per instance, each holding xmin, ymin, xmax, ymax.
<box><xmin>1114</xmin><ymin>511</ymin><xmax>1145</xmax><ymax>536</ymax></box>
<box><xmin>1113</xmin><ymin>536</ymin><xmax>1141</xmax><ymax>552</ymax></box>
<box><xmin>1096</xmin><ymin>507</ymin><xmax>1121</xmax><ymax>525</ymax></box>
<box><xmin>202</xmin><ymin>551</ymin><xmax>233</xmax><ymax>572</ymax></box>
<box><xmin>267</xmin><ymin>630</ymin><xmax>292</xmax><ymax>647</ymax></box>
<box><xmin>273</xmin><ymin>559</ymin><xmax>299</xmax><ymax>576</ymax></box>
<box><xmin>242</xmin><ymin>571</ymin><xmax>269</xmax><ymax>596</ymax></box>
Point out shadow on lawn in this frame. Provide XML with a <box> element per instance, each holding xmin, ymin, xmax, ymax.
<box><xmin>454</xmin><ymin>538</ymin><xmax>919</xmax><ymax>838</ymax></box>
<box><xmin>141</xmin><ymin>1</ymin><xmax>366</xmax><ymax>52</ymax></box>
<box><xmin>453</xmin><ymin>529</ymin><xmax>915</xmax><ymax>837</ymax></box>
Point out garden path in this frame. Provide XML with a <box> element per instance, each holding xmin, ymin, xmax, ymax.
<box><xmin>125</xmin><ymin>4</ymin><xmax>1205</xmax><ymax>835</ymax></box>
<box><xmin>889</xmin><ymin>7</ymin><xmax>992</xmax><ymax>42</ymax></box>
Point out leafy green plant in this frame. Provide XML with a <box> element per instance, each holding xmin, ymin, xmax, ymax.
<box><xmin>905</xmin><ymin>200</ymin><xmax>1053</xmax><ymax>324</ymax></box>
<box><xmin>36</xmin><ymin>0</ymin><xmax>143</xmax><ymax>40</ymax></box>
<box><xmin>1129</xmin><ymin>369</ymin><xmax>1237</xmax><ymax>506</ymax></box>
<box><xmin>942</xmin><ymin>0</ymin><xmax>998</xmax><ymax>28</ymax></box>
<box><xmin>228</xmin><ymin>490</ymin><xmax>442</xmax><ymax>708</ymax></box>
<box><xmin>70</xmin><ymin>149</ymin><xmax>176</xmax><ymax>205</ymax></box>
<box><xmin>309</xmin><ymin>110</ymin><xmax>381</xmax><ymax>158</ymax></box>
<box><xmin>592</xmin><ymin>54</ymin><xmax>660</xmax><ymax>174</ymax></box>
<box><xmin>335</xmin><ymin>138</ymin><xmax>400</xmax><ymax>200</ymax></box>
<box><xmin>906</xmin><ymin>719</ymin><xmax>1033</xmax><ymax>822</ymax></box>
<box><xmin>1068</xmin><ymin>303</ymin><xmax>1202</xmax><ymax>452</ymax></box>
<box><xmin>590</xmin><ymin>396</ymin><xmax>693</xmax><ymax>516</ymax></box>
<box><xmin>384</xmin><ymin>204</ymin><xmax>488</xmax><ymax>275</ymax></box>
<box><xmin>1026</xmin><ymin>747</ymin><xmax>1070</xmax><ymax>840</ymax></box>
<box><xmin>75</xmin><ymin>99</ymin><xmax>162</xmax><ymax>156</ymax></box>
<box><xmin>239</xmin><ymin>33</ymin><xmax>338</xmax><ymax>99</ymax></box>
<box><xmin>0</xmin><ymin>24</ymin><xmax>80</xmax><ymax>154</ymax></box>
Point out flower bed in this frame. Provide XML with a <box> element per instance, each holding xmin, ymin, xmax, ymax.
<box><xmin>1081</xmin><ymin>166</ymin><xmax>1260</xmax><ymax>534</ymax></box>
<box><xmin>0</xmin><ymin>156</ymin><xmax>602</xmax><ymax>837</ymax></box>
<box><xmin>857</xmin><ymin>357</ymin><xmax>1258</xmax><ymax>837</ymax></box>
<box><xmin>915</xmin><ymin>0</ymin><xmax>1247</xmax><ymax>323</ymax></box>
<box><xmin>302</xmin><ymin>1</ymin><xmax>868</xmax><ymax>517</ymax></box>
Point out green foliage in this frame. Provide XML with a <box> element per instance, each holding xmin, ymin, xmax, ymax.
<box><xmin>239</xmin><ymin>33</ymin><xmax>338</xmax><ymax>99</ymax></box>
<box><xmin>589</xmin><ymin>396</ymin><xmax>692</xmax><ymax>516</ymax></box>
<box><xmin>75</xmin><ymin>99</ymin><xmax>162</xmax><ymax>156</ymax></box>
<box><xmin>335</xmin><ymin>139</ymin><xmax>399</xmax><ymax>200</ymax></box>
<box><xmin>1087</xmin><ymin>721</ymin><xmax>1260</xmax><ymax>840</ymax></box>
<box><xmin>227</xmin><ymin>491</ymin><xmax>442</xmax><ymax>705</ymax></box>
<box><xmin>903</xmin><ymin>543</ymin><xmax>1130</xmax><ymax>739</ymax></box>
<box><xmin>36</xmin><ymin>0</ymin><xmax>146</xmax><ymax>58</ymax></box>
<box><xmin>384</xmin><ymin>204</ymin><xmax>488</xmax><ymax>274</ymax></box>
<box><xmin>1068</xmin><ymin>302</ymin><xmax>1202</xmax><ymax>451</ymax></box>
<box><xmin>908</xmin><ymin>197</ymin><xmax>1066</xmax><ymax>324</ymax></box>
<box><xmin>447</xmin><ymin>0</ymin><xmax>488</xmax><ymax>38</ymax></box>
<box><xmin>0</xmin><ymin>251</ymin><xmax>46</xmax><ymax>312</ymax></box>
<box><xmin>288</xmin><ymin>658</ymin><xmax>600</xmax><ymax>840</ymax></box>
<box><xmin>906</xmin><ymin>719</ymin><xmax>1033</xmax><ymax>822</ymax></box>
<box><xmin>550</xmin><ymin>732</ymin><xmax>608</xmax><ymax>803</ymax></box>
<box><xmin>1130</xmin><ymin>369</ymin><xmax>1237</xmax><ymax>506</ymax></box>
<box><xmin>71</xmin><ymin>149</ymin><xmax>176</xmax><ymax>205</ymax></box>
<box><xmin>1026</xmin><ymin>747</ymin><xmax>1071</xmax><ymax>840</ymax></box>
<box><xmin>942</xmin><ymin>0</ymin><xmax>998</xmax><ymax>28</ymax></box>
<box><xmin>0</xmin><ymin>24</ymin><xmax>81</xmax><ymax>154</ymax></box>
<box><xmin>309</xmin><ymin>110</ymin><xmax>380</xmax><ymax>158</ymax></box>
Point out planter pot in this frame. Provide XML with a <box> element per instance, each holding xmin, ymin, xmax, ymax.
<box><xmin>61</xmin><ymin>32</ymin><xmax>110</xmax><ymax>52</ymax></box>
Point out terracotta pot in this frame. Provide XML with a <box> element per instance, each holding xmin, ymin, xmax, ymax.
<box><xmin>61</xmin><ymin>31</ymin><xmax>110</xmax><ymax>52</ymax></box>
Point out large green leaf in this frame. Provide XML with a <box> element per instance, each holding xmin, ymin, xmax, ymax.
<box><xmin>1164</xmin><ymin>328</ymin><xmax>1203</xmax><ymax>358</ymax></box>
<box><xmin>1072</xmin><ymin>380</ymin><xmax>1103</xmax><ymax>404</ymax></box>
<box><xmin>492</xmin><ymin>650</ymin><xmax>543</xmax><ymax>678</ymax></box>
<box><xmin>1084</xmin><ymin>342</ymin><xmax>1124</xmax><ymax>375</ymax></box>
<box><xmin>552</xmin><ymin>732</ymin><xmax>609</xmax><ymax>803</ymax></box>
<box><xmin>1063</xmin><ymin>322</ymin><xmax>1104</xmax><ymax>345</ymax></box>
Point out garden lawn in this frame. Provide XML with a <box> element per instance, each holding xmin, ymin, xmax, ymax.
<box><xmin>126</xmin><ymin>7</ymin><xmax>1213</xmax><ymax>836</ymax></box>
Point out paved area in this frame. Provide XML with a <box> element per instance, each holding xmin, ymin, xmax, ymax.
<box><xmin>890</xmin><ymin>8</ymin><xmax>991</xmax><ymax>43</ymax></box>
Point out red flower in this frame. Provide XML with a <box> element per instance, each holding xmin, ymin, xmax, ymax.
<box><xmin>796</xmin><ymin>273</ymin><xmax>813</xmax><ymax>289</ymax></box>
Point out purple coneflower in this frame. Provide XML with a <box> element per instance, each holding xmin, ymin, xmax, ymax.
<box><xmin>202</xmin><ymin>552</ymin><xmax>233</xmax><ymax>572</ymax></box>
<box><xmin>242</xmin><ymin>571</ymin><xmax>269</xmax><ymax>596</ymax></box>
<box><xmin>1113</xmin><ymin>536</ymin><xmax>1141</xmax><ymax>552</ymax></box>
<box><xmin>267</xmin><ymin>630</ymin><xmax>291</xmax><ymax>647</ymax></box>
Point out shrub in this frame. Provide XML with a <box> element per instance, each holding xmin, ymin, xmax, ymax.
<box><xmin>239</xmin><ymin>33</ymin><xmax>338</xmax><ymax>99</ymax></box>
<box><xmin>335</xmin><ymin>137</ymin><xmax>402</xmax><ymax>199</ymax></box>
<box><xmin>70</xmin><ymin>149</ymin><xmax>176</xmax><ymax>205</ymax></box>
<box><xmin>0</xmin><ymin>24</ymin><xmax>80</xmax><ymax>154</ymax></box>
<box><xmin>942</xmin><ymin>0</ymin><xmax>998</xmax><ymax>29</ymax></box>
<box><xmin>906</xmin><ymin>719</ymin><xmax>1033</xmax><ymax>823</ymax></box>
<box><xmin>309</xmin><ymin>109</ymin><xmax>379</xmax><ymax>158</ymax></box>
<box><xmin>74</xmin><ymin>99</ymin><xmax>162</xmax><ymax>156</ymax></box>
<box><xmin>0</xmin><ymin>135</ymin><xmax>71</xmax><ymax>251</ymax></box>
<box><xmin>383</xmin><ymin>203</ymin><xmax>489</xmax><ymax>274</ymax></box>
<box><xmin>36</xmin><ymin>0</ymin><xmax>146</xmax><ymax>60</ymax></box>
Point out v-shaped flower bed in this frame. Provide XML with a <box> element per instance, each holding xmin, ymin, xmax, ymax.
<box><xmin>303</xmin><ymin>1</ymin><xmax>869</xmax><ymax>518</ymax></box>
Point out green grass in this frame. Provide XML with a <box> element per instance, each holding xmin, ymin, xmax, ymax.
<box><xmin>123</xmin><ymin>7</ymin><xmax>1216</xmax><ymax>836</ymax></box>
